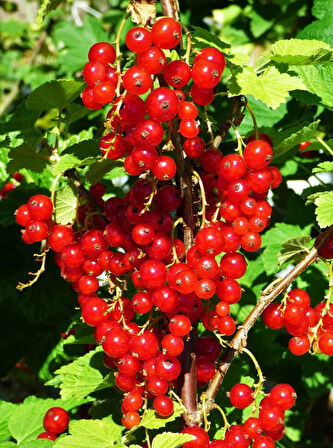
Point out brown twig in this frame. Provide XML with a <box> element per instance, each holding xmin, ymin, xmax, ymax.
<box><xmin>203</xmin><ymin>226</ymin><xmax>333</xmax><ymax>414</ymax></box>
<box><xmin>0</xmin><ymin>31</ymin><xmax>47</xmax><ymax>118</ymax></box>
<box><xmin>211</xmin><ymin>96</ymin><xmax>245</xmax><ymax>151</ymax></box>
<box><xmin>161</xmin><ymin>0</ymin><xmax>198</xmax><ymax>426</ymax></box>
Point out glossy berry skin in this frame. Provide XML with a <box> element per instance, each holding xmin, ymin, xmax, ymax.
<box><xmin>179</xmin><ymin>101</ymin><xmax>198</xmax><ymax>120</ymax></box>
<box><xmin>151</xmin><ymin>18</ymin><xmax>181</xmax><ymax>49</ymax></box>
<box><xmin>216</xmin><ymin>278</ymin><xmax>242</xmax><ymax>304</ymax></box>
<box><xmin>317</xmin><ymin>233</ymin><xmax>333</xmax><ymax>259</ymax></box>
<box><xmin>27</xmin><ymin>194</ymin><xmax>53</xmax><ymax>221</ymax></box>
<box><xmin>155</xmin><ymin>355</ymin><xmax>181</xmax><ymax>381</ymax></box>
<box><xmin>218</xmin><ymin>316</ymin><xmax>236</xmax><ymax>336</ymax></box>
<box><xmin>287</xmin><ymin>289</ymin><xmax>311</xmax><ymax>311</ymax></box>
<box><xmin>162</xmin><ymin>333</ymin><xmax>184</xmax><ymax>356</ymax></box>
<box><xmin>26</xmin><ymin>220</ymin><xmax>49</xmax><ymax>242</ymax></box>
<box><xmin>229</xmin><ymin>383</ymin><xmax>254</xmax><ymax>408</ymax></box>
<box><xmin>78</xmin><ymin>275</ymin><xmax>99</xmax><ymax>295</ymax></box>
<box><xmin>318</xmin><ymin>332</ymin><xmax>333</xmax><ymax>355</ymax></box>
<box><xmin>134</xmin><ymin>119</ymin><xmax>164</xmax><ymax>147</ymax></box>
<box><xmin>15</xmin><ymin>204</ymin><xmax>31</xmax><ymax>226</ymax></box>
<box><xmin>184</xmin><ymin>137</ymin><xmax>205</xmax><ymax>158</ymax></box>
<box><xmin>137</xmin><ymin>46</ymin><xmax>166</xmax><ymax>74</ymax></box>
<box><xmin>263</xmin><ymin>303</ymin><xmax>284</xmax><ymax>329</ymax></box>
<box><xmin>152</xmin><ymin>155</ymin><xmax>177</xmax><ymax>180</ymax></box>
<box><xmin>182</xmin><ymin>426</ymin><xmax>210</xmax><ymax>448</ymax></box>
<box><xmin>220</xmin><ymin>252</ymin><xmax>247</xmax><ymax>279</ymax></box>
<box><xmin>123</xmin><ymin>67</ymin><xmax>152</xmax><ymax>95</ymax></box>
<box><xmin>253</xmin><ymin>436</ymin><xmax>275</xmax><ymax>448</ymax></box>
<box><xmin>244</xmin><ymin>140</ymin><xmax>273</xmax><ymax>169</ymax></box>
<box><xmin>164</xmin><ymin>60</ymin><xmax>191</xmax><ymax>88</ymax></box>
<box><xmin>102</xmin><ymin>327</ymin><xmax>130</xmax><ymax>358</ymax></box>
<box><xmin>93</xmin><ymin>81</ymin><xmax>115</xmax><ymax>105</ymax></box>
<box><xmin>196</xmin><ymin>355</ymin><xmax>215</xmax><ymax>383</ymax></box>
<box><xmin>130</xmin><ymin>331</ymin><xmax>159</xmax><ymax>360</ymax></box>
<box><xmin>121</xmin><ymin>411</ymin><xmax>140</xmax><ymax>428</ymax></box>
<box><xmin>219</xmin><ymin>154</ymin><xmax>246</xmax><ymax>180</ymax></box>
<box><xmin>83</xmin><ymin>61</ymin><xmax>107</xmax><ymax>86</ymax></box>
<box><xmin>209</xmin><ymin>441</ymin><xmax>232</xmax><ymax>448</ymax></box>
<box><xmin>125</xmin><ymin>27</ymin><xmax>152</xmax><ymax>53</ymax></box>
<box><xmin>139</xmin><ymin>260</ymin><xmax>167</xmax><ymax>289</ymax></box>
<box><xmin>146</xmin><ymin>87</ymin><xmax>178</xmax><ymax>122</ymax></box>
<box><xmin>270</xmin><ymin>384</ymin><xmax>296</xmax><ymax>410</ymax></box>
<box><xmin>88</xmin><ymin>42</ymin><xmax>116</xmax><ymax>64</ymax></box>
<box><xmin>180</xmin><ymin>120</ymin><xmax>199</xmax><ymax>138</ymax></box>
<box><xmin>43</xmin><ymin>407</ymin><xmax>69</xmax><ymax>435</ymax></box>
<box><xmin>191</xmin><ymin>84</ymin><xmax>214</xmax><ymax>106</ymax></box>
<box><xmin>81</xmin><ymin>298</ymin><xmax>107</xmax><ymax>326</ymax></box>
<box><xmin>259</xmin><ymin>407</ymin><xmax>284</xmax><ymax>432</ymax></box>
<box><xmin>169</xmin><ymin>314</ymin><xmax>191</xmax><ymax>337</ymax></box>
<box><xmin>192</xmin><ymin>59</ymin><xmax>222</xmax><ymax>88</ymax></box>
<box><xmin>194</xmin><ymin>47</ymin><xmax>226</xmax><ymax>70</ymax></box>
<box><xmin>243</xmin><ymin>417</ymin><xmax>263</xmax><ymax>439</ymax></box>
<box><xmin>48</xmin><ymin>225</ymin><xmax>74</xmax><ymax>252</ymax></box>
<box><xmin>81</xmin><ymin>229</ymin><xmax>108</xmax><ymax>259</ymax></box>
<box><xmin>37</xmin><ymin>432</ymin><xmax>57</xmax><ymax>440</ymax></box>
<box><xmin>153</xmin><ymin>395</ymin><xmax>174</xmax><ymax>417</ymax></box>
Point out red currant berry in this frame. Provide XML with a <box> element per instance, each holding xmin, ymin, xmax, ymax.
<box><xmin>82</xmin><ymin>61</ymin><xmax>107</xmax><ymax>86</ymax></box>
<box><xmin>146</xmin><ymin>87</ymin><xmax>178</xmax><ymax>122</ymax></box>
<box><xmin>152</xmin><ymin>155</ymin><xmax>177</xmax><ymax>180</ymax></box>
<box><xmin>123</xmin><ymin>66</ymin><xmax>152</xmax><ymax>95</ymax></box>
<box><xmin>137</xmin><ymin>46</ymin><xmax>166</xmax><ymax>74</ymax></box>
<box><xmin>164</xmin><ymin>60</ymin><xmax>191</xmax><ymax>88</ymax></box>
<box><xmin>270</xmin><ymin>384</ymin><xmax>296</xmax><ymax>410</ymax></box>
<box><xmin>153</xmin><ymin>395</ymin><xmax>174</xmax><ymax>417</ymax></box>
<box><xmin>151</xmin><ymin>18</ymin><xmax>181</xmax><ymax>49</ymax></box>
<box><xmin>15</xmin><ymin>204</ymin><xmax>31</xmax><ymax>227</ymax></box>
<box><xmin>43</xmin><ymin>407</ymin><xmax>69</xmax><ymax>434</ymax></box>
<box><xmin>27</xmin><ymin>194</ymin><xmax>53</xmax><ymax>220</ymax></box>
<box><xmin>229</xmin><ymin>383</ymin><xmax>254</xmax><ymax>409</ymax></box>
<box><xmin>192</xmin><ymin>60</ymin><xmax>222</xmax><ymax>88</ymax></box>
<box><xmin>126</xmin><ymin>27</ymin><xmax>152</xmax><ymax>53</ymax></box>
<box><xmin>244</xmin><ymin>140</ymin><xmax>273</xmax><ymax>169</ymax></box>
<box><xmin>88</xmin><ymin>42</ymin><xmax>116</xmax><ymax>64</ymax></box>
<box><xmin>220</xmin><ymin>252</ymin><xmax>247</xmax><ymax>279</ymax></box>
<box><xmin>182</xmin><ymin>426</ymin><xmax>210</xmax><ymax>448</ymax></box>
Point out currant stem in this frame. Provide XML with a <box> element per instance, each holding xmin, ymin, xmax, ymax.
<box><xmin>17</xmin><ymin>250</ymin><xmax>48</xmax><ymax>291</ymax></box>
<box><xmin>316</xmin><ymin>136</ymin><xmax>333</xmax><ymax>156</ymax></box>
<box><xmin>204</xmin><ymin>106</ymin><xmax>215</xmax><ymax>143</ymax></box>
<box><xmin>226</xmin><ymin>120</ymin><xmax>245</xmax><ymax>156</ymax></box>
<box><xmin>241</xmin><ymin>347</ymin><xmax>265</xmax><ymax>397</ymax></box>
<box><xmin>245</xmin><ymin>103</ymin><xmax>258</xmax><ymax>140</ymax></box>
<box><xmin>309</xmin><ymin>261</ymin><xmax>333</xmax><ymax>349</ymax></box>
<box><xmin>192</xmin><ymin>170</ymin><xmax>209</xmax><ymax>229</ymax></box>
<box><xmin>212</xmin><ymin>403</ymin><xmax>230</xmax><ymax>436</ymax></box>
<box><xmin>114</xmin><ymin>13</ymin><xmax>131</xmax><ymax>96</ymax></box>
<box><xmin>170</xmin><ymin>217</ymin><xmax>185</xmax><ymax>264</ymax></box>
<box><xmin>180</xmin><ymin>23</ymin><xmax>192</xmax><ymax>65</ymax></box>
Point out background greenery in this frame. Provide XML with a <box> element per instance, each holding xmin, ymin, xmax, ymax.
<box><xmin>0</xmin><ymin>0</ymin><xmax>333</xmax><ymax>447</ymax></box>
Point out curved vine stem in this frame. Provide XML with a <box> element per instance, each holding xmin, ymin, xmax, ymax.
<box><xmin>114</xmin><ymin>13</ymin><xmax>131</xmax><ymax>96</ymax></box>
<box><xmin>202</xmin><ymin>225</ymin><xmax>333</xmax><ymax>421</ymax></box>
<box><xmin>316</xmin><ymin>136</ymin><xmax>333</xmax><ymax>156</ymax></box>
<box><xmin>180</xmin><ymin>23</ymin><xmax>193</xmax><ymax>64</ymax></box>
<box><xmin>245</xmin><ymin>103</ymin><xmax>258</xmax><ymax>140</ymax></box>
<box><xmin>241</xmin><ymin>347</ymin><xmax>265</xmax><ymax>397</ymax></box>
<box><xmin>192</xmin><ymin>170</ymin><xmax>209</xmax><ymax>229</ymax></box>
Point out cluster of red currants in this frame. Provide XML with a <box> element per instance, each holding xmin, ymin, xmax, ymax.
<box><xmin>0</xmin><ymin>172</ymin><xmax>23</xmax><ymax>199</ymax></box>
<box><xmin>263</xmin><ymin>288</ymin><xmax>333</xmax><ymax>356</ymax></box>
<box><xmin>182</xmin><ymin>382</ymin><xmax>296</xmax><ymax>447</ymax></box>
<box><xmin>37</xmin><ymin>407</ymin><xmax>69</xmax><ymax>441</ymax></box>
<box><xmin>15</xmin><ymin>194</ymin><xmax>53</xmax><ymax>244</ymax></box>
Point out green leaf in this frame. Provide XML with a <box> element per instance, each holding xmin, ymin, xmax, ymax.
<box><xmin>261</xmin><ymin>223</ymin><xmax>311</xmax><ymax>275</ymax></box>
<box><xmin>248</xmin><ymin>10</ymin><xmax>273</xmax><ymax>38</ymax></box>
<box><xmin>54</xmin><ymin>183</ymin><xmax>78</xmax><ymax>226</ymax></box>
<box><xmin>270</xmin><ymin>39</ymin><xmax>333</xmax><ymax>65</ymax></box>
<box><xmin>7</xmin><ymin>397</ymin><xmax>82</xmax><ymax>444</ymax></box>
<box><xmin>152</xmin><ymin>433</ymin><xmax>195</xmax><ymax>448</ymax></box>
<box><xmin>36</xmin><ymin>0</ymin><xmax>61</xmax><ymax>26</ymax></box>
<box><xmin>52</xmin><ymin>140</ymin><xmax>100</xmax><ymax>175</ymax></box>
<box><xmin>272</xmin><ymin>121</ymin><xmax>320</xmax><ymax>161</ymax></box>
<box><xmin>313</xmin><ymin>161</ymin><xmax>333</xmax><ymax>173</ymax></box>
<box><xmin>138</xmin><ymin>403</ymin><xmax>183</xmax><ymax>430</ymax></box>
<box><xmin>18</xmin><ymin>441</ymin><xmax>54</xmax><ymax>448</ymax></box>
<box><xmin>7</xmin><ymin>143</ymin><xmax>48</xmax><ymax>174</ymax></box>
<box><xmin>301</xmin><ymin>354</ymin><xmax>333</xmax><ymax>397</ymax></box>
<box><xmin>54</xmin><ymin>420</ymin><xmax>123</xmax><ymax>448</ymax></box>
<box><xmin>85</xmin><ymin>160</ymin><xmax>124</xmax><ymax>184</ymax></box>
<box><xmin>293</xmin><ymin>66</ymin><xmax>333</xmax><ymax>110</ymax></box>
<box><xmin>278</xmin><ymin>236</ymin><xmax>313</xmax><ymax>266</ymax></box>
<box><xmin>238</xmin><ymin>95</ymin><xmax>287</xmax><ymax>136</ymax></box>
<box><xmin>191</xmin><ymin>26</ymin><xmax>230</xmax><ymax>51</ymax></box>
<box><xmin>0</xmin><ymin>401</ymin><xmax>17</xmax><ymax>442</ymax></box>
<box><xmin>51</xmin><ymin>347</ymin><xmax>114</xmax><ymax>400</ymax></box>
<box><xmin>228</xmin><ymin>66</ymin><xmax>305</xmax><ymax>109</ymax></box>
<box><xmin>314</xmin><ymin>191</ymin><xmax>333</xmax><ymax>228</ymax></box>
<box><xmin>298</xmin><ymin>2</ymin><xmax>333</xmax><ymax>47</ymax></box>
<box><xmin>26</xmin><ymin>80</ymin><xmax>85</xmax><ymax>113</ymax></box>
<box><xmin>52</xmin><ymin>16</ymin><xmax>108</xmax><ymax>73</ymax></box>
<box><xmin>0</xmin><ymin>443</ymin><xmax>16</xmax><ymax>447</ymax></box>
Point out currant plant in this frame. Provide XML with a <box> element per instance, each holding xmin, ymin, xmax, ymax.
<box><xmin>1</xmin><ymin>0</ymin><xmax>333</xmax><ymax>447</ymax></box>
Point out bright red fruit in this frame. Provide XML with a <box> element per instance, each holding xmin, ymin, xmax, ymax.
<box><xmin>43</xmin><ymin>407</ymin><xmax>69</xmax><ymax>434</ymax></box>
